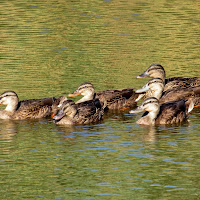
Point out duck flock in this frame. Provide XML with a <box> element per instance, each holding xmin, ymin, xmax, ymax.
<box><xmin>1</xmin><ymin>64</ymin><xmax>200</xmax><ymax>126</ymax></box>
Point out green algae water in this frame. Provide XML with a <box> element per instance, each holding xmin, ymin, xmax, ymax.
<box><xmin>1</xmin><ymin>0</ymin><xmax>200</xmax><ymax>199</ymax></box>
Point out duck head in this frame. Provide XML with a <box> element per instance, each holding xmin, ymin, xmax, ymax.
<box><xmin>130</xmin><ymin>97</ymin><xmax>160</xmax><ymax>125</ymax></box>
<box><xmin>135</xmin><ymin>78</ymin><xmax>164</xmax><ymax>101</ymax></box>
<box><xmin>68</xmin><ymin>82</ymin><xmax>95</xmax><ymax>103</ymax></box>
<box><xmin>137</xmin><ymin>64</ymin><xmax>166</xmax><ymax>82</ymax></box>
<box><xmin>53</xmin><ymin>100</ymin><xmax>77</xmax><ymax>122</ymax></box>
<box><xmin>0</xmin><ymin>91</ymin><xmax>19</xmax><ymax>113</ymax></box>
<box><xmin>51</xmin><ymin>96</ymin><xmax>68</xmax><ymax>118</ymax></box>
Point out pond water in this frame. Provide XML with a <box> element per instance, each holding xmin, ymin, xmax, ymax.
<box><xmin>1</xmin><ymin>0</ymin><xmax>200</xmax><ymax>199</ymax></box>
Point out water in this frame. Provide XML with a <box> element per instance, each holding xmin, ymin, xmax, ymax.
<box><xmin>1</xmin><ymin>0</ymin><xmax>200</xmax><ymax>199</ymax></box>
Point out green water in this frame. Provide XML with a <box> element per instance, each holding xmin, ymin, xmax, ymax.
<box><xmin>1</xmin><ymin>0</ymin><xmax>200</xmax><ymax>199</ymax></box>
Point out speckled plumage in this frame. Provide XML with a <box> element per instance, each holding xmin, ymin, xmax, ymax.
<box><xmin>53</xmin><ymin>99</ymin><xmax>104</xmax><ymax>125</ymax></box>
<box><xmin>0</xmin><ymin>91</ymin><xmax>59</xmax><ymax>120</ymax></box>
<box><xmin>136</xmin><ymin>78</ymin><xmax>200</xmax><ymax>106</ymax></box>
<box><xmin>69</xmin><ymin>82</ymin><xmax>138</xmax><ymax>110</ymax></box>
<box><xmin>130</xmin><ymin>97</ymin><xmax>191</xmax><ymax>125</ymax></box>
<box><xmin>137</xmin><ymin>64</ymin><xmax>200</xmax><ymax>91</ymax></box>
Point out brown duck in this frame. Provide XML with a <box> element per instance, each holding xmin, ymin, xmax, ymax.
<box><xmin>129</xmin><ymin>97</ymin><xmax>193</xmax><ymax>125</ymax></box>
<box><xmin>68</xmin><ymin>82</ymin><xmax>138</xmax><ymax>110</ymax></box>
<box><xmin>51</xmin><ymin>95</ymin><xmax>67</xmax><ymax>117</ymax></box>
<box><xmin>137</xmin><ymin>64</ymin><xmax>200</xmax><ymax>91</ymax></box>
<box><xmin>0</xmin><ymin>91</ymin><xmax>63</xmax><ymax>120</ymax></box>
<box><xmin>53</xmin><ymin>99</ymin><xmax>104</xmax><ymax>125</ymax></box>
<box><xmin>135</xmin><ymin>78</ymin><xmax>200</xmax><ymax>107</ymax></box>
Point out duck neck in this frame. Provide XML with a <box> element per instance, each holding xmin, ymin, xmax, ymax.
<box><xmin>5</xmin><ymin>100</ymin><xmax>18</xmax><ymax>114</ymax></box>
<box><xmin>156</xmin><ymin>72</ymin><xmax>165</xmax><ymax>82</ymax></box>
<box><xmin>147</xmin><ymin>108</ymin><xmax>160</xmax><ymax>125</ymax></box>
<box><xmin>151</xmin><ymin>88</ymin><xmax>163</xmax><ymax>99</ymax></box>
<box><xmin>76</xmin><ymin>93</ymin><xmax>95</xmax><ymax>103</ymax></box>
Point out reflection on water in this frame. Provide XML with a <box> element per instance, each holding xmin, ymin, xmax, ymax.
<box><xmin>1</xmin><ymin>0</ymin><xmax>200</xmax><ymax>199</ymax></box>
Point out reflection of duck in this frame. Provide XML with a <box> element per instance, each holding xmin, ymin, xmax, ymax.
<box><xmin>0</xmin><ymin>91</ymin><xmax>56</xmax><ymax>120</ymax></box>
<box><xmin>68</xmin><ymin>82</ymin><xmax>138</xmax><ymax>110</ymax></box>
<box><xmin>135</xmin><ymin>78</ymin><xmax>200</xmax><ymax>106</ymax></box>
<box><xmin>53</xmin><ymin>99</ymin><xmax>104</xmax><ymax>125</ymax></box>
<box><xmin>137</xmin><ymin>64</ymin><xmax>200</xmax><ymax>91</ymax></box>
<box><xmin>0</xmin><ymin>120</ymin><xmax>18</xmax><ymax>142</ymax></box>
<box><xmin>130</xmin><ymin>97</ymin><xmax>193</xmax><ymax>125</ymax></box>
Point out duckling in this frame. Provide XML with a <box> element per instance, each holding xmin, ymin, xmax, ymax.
<box><xmin>0</xmin><ymin>91</ymin><xmax>57</xmax><ymax>120</ymax></box>
<box><xmin>53</xmin><ymin>99</ymin><xmax>104</xmax><ymax>125</ymax></box>
<box><xmin>129</xmin><ymin>97</ymin><xmax>193</xmax><ymax>125</ymax></box>
<box><xmin>68</xmin><ymin>82</ymin><xmax>138</xmax><ymax>110</ymax></box>
<box><xmin>135</xmin><ymin>78</ymin><xmax>200</xmax><ymax>106</ymax></box>
<box><xmin>137</xmin><ymin>64</ymin><xmax>200</xmax><ymax>91</ymax></box>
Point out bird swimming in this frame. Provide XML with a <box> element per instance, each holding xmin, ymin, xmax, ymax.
<box><xmin>68</xmin><ymin>82</ymin><xmax>138</xmax><ymax>110</ymax></box>
<box><xmin>129</xmin><ymin>97</ymin><xmax>194</xmax><ymax>125</ymax></box>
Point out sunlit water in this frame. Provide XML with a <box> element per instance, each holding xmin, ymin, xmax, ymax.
<box><xmin>1</xmin><ymin>0</ymin><xmax>200</xmax><ymax>199</ymax></box>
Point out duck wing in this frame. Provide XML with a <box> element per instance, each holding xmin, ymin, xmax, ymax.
<box><xmin>156</xmin><ymin>100</ymin><xmax>187</xmax><ymax>124</ymax></box>
<box><xmin>165</xmin><ymin>77</ymin><xmax>200</xmax><ymax>91</ymax></box>
<box><xmin>14</xmin><ymin>97</ymin><xmax>56</xmax><ymax>119</ymax></box>
<box><xmin>160</xmin><ymin>86</ymin><xmax>200</xmax><ymax>105</ymax></box>
<box><xmin>76</xmin><ymin>99</ymin><xmax>104</xmax><ymax>124</ymax></box>
<box><xmin>96</xmin><ymin>88</ymin><xmax>138</xmax><ymax>110</ymax></box>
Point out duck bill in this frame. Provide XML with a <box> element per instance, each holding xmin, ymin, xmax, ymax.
<box><xmin>68</xmin><ymin>91</ymin><xmax>81</xmax><ymax>97</ymax></box>
<box><xmin>129</xmin><ymin>106</ymin><xmax>144</xmax><ymax>114</ymax></box>
<box><xmin>137</xmin><ymin>71</ymin><xmax>150</xmax><ymax>78</ymax></box>
<box><xmin>51</xmin><ymin>113</ymin><xmax>56</xmax><ymax>118</ymax></box>
<box><xmin>53</xmin><ymin>110</ymin><xmax>65</xmax><ymax>121</ymax></box>
<box><xmin>135</xmin><ymin>93</ymin><xmax>145</xmax><ymax>102</ymax></box>
<box><xmin>135</xmin><ymin>85</ymin><xmax>150</xmax><ymax>93</ymax></box>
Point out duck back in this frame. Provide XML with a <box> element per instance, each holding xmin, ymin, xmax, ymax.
<box><xmin>164</xmin><ymin>77</ymin><xmax>200</xmax><ymax>91</ymax></box>
<box><xmin>76</xmin><ymin>99</ymin><xmax>104</xmax><ymax>124</ymax></box>
<box><xmin>160</xmin><ymin>86</ymin><xmax>200</xmax><ymax>105</ymax></box>
<box><xmin>156</xmin><ymin>100</ymin><xmax>187</xmax><ymax>124</ymax></box>
<box><xmin>96</xmin><ymin>88</ymin><xmax>138</xmax><ymax>110</ymax></box>
<box><xmin>13</xmin><ymin>97</ymin><xmax>56</xmax><ymax>119</ymax></box>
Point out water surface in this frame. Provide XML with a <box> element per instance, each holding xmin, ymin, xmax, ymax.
<box><xmin>1</xmin><ymin>0</ymin><xmax>200</xmax><ymax>199</ymax></box>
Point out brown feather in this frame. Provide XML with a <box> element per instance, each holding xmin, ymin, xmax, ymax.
<box><xmin>53</xmin><ymin>99</ymin><xmax>104</xmax><ymax>125</ymax></box>
<box><xmin>156</xmin><ymin>100</ymin><xmax>187</xmax><ymax>124</ymax></box>
<box><xmin>96</xmin><ymin>88</ymin><xmax>138</xmax><ymax>110</ymax></box>
<box><xmin>160</xmin><ymin>86</ymin><xmax>200</xmax><ymax>106</ymax></box>
<box><xmin>13</xmin><ymin>97</ymin><xmax>56</xmax><ymax>119</ymax></box>
<box><xmin>0</xmin><ymin>91</ymin><xmax>65</xmax><ymax>120</ymax></box>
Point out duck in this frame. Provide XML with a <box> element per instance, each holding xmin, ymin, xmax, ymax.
<box><xmin>135</xmin><ymin>78</ymin><xmax>164</xmax><ymax>102</ymax></box>
<box><xmin>68</xmin><ymin>82</ymin><xmax>138</xmax><ymax>110</ymax></box>
<box><xmin>137</xmin><ymin>64</ymin><xmax>200</xmax><ymax>91</ymax></box>
<box><xmin>51</xmin><ymin>95</ymin><xmax>68</xmax><ymax>117</ymax></box>
<box><xmin>129</xmin><ymin>97</ymin><xmax>193</xmax><ymax>125</ymax></box>
<box><xmin>53</xmin><ymin>99</ymin><xmax>104</xmax><ymax>125</ymax></box>
<box><xmin>135</xmin><ymin>78</ymin><xmax>200</xmax><ymax>106</ymax></box>
<box><xmin>0</xmin><ymin>91</ymin><xmax>61</xmax><ymax>120</ymax></box>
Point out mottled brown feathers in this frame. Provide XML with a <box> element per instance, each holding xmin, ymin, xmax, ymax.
<box><xmin>0</xmin><ymin>91</ymin><xmax>62</xmax><ymax>120</ymax></box>
<box><xmin>96</xmin><ymin>88</ymin><xmax>138</xmax><ymax>110</ymax></box>
<box><xmin>155</xmin><ymin>100</ymin><xmax>187</xmax><ymax>124</ymax></box>
<box><xmin>14</xmin><ymin>97</ymin><xmax>56</xmax><ymax>119</ymax></box>
<box><xmin>53</xmin><ymin>99</ymin><xmax>104</xmax><ymax>125</ymax></box>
